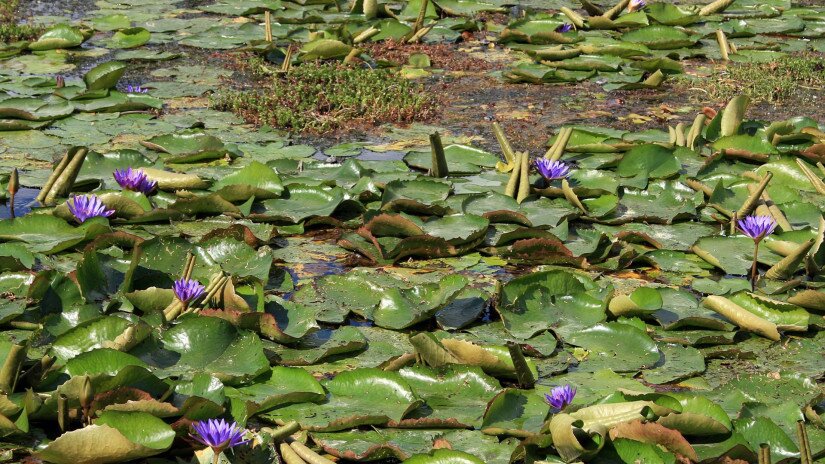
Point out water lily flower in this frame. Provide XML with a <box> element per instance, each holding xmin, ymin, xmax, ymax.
<box><xmin>191</xmin><ymin>418</ymin><xmax>250</xmax><ymax>464</ymax></box>
<box><xmin>113</xmin><ymin>167</ymin><xmax>157</xmax><ymax>194</ymax></box>
<box><xmin>545</xmin><ymin>384</ymin><xmax>576</xmax><ymax>411</ymax></box>
<box><xmin>628</xmin><ymin>0</ymin><xmax>646</xmax><ymax>12</ymax></box>
<box><xmin>535</xmin><ymin>159</ymin><xmax>571</xmax><ymax>181</ymax></box>
<box><xmin>555</xmin><ymin>23</ymin><xmax>574</xmax><ymax>33</ymax></box>
<box><xmin>173</xmin><ymin>278</ymin><xmax>206</xmax><ymax>306</ymax></box>
<box><xmin>126</xmin><ymin>85</ymin><xmax>148</xmax><ymax>94</ymax></box>
<box><xmin>737</xmin><ymin>215</ymin><xmax>777</xmax><ymax>289</ymax></box>
<box><xmin>737</xmin><ymin>215</ymin><xmax>777</xmax><ymax>242</ymax></box>
<box><xmin>67</xmin><ymin>194</ymin><xmax>115</xmax><ymax>223</ymax></box>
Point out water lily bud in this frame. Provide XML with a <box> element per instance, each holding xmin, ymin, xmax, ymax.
<box><xmin>8</xmin><ymin>168</ymin><xmax>18</xmax><ymax>196</ymax></box>
<box><xmin>23</xmin><ymin>388</ymin><xmax>43</xmax><ymax>414</ymax></box>
<box><xmin>57</xmin><ymin>394</ymin><xmax>69</xmax><ymax>432</ymax></box>
<box><xmin>80</xmin><ymin>375</ymin><xmax>94</xmax><ymax>410</ymax></box>
<box><xmin>55</xmin><ymin>75</ymin><xmax>65</xmax><ymax>88</ymax></box>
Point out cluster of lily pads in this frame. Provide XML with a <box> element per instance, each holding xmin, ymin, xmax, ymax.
<box><xmin>4</xmin><ymin>0</ymin><xmax>825</xmax><ymax>88</ymax></box>
<box><xmin>0</xmin><ymin>61</ymin><xmax>161</xmax><ymax>132</ymax></box>
<box><xmin>0</xmin><ymin>44</ymin><xmax>823</xmax><ymax>462</ymax></box>
<box><xmin>1</xmin><ymin>0</ymin><xmax>825</xmax><ymax>463</ymax></box>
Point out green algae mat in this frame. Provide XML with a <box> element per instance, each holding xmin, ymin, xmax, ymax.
<box><xmin>2</xmin><ymin>0</ymin><xmax>825</xmax><ymax>463</ymax></box>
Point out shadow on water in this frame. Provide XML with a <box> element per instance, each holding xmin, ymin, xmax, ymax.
<box><xmin>0</xmin><ymin>188</ymin><xmax>40</xmax><ymax>219</ymax></box>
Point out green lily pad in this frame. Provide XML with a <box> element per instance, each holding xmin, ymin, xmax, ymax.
<box><xmin>262</xmin><ymin>368</ymin><xmax>422</xmax><ymax>431</ymax></box>
<box><xmin>29</xmin><ymin>24</ymin><xmax>85</xmax><ymax>51</ymax></box>
<box><xmin>36</xmin><ymin>411</ymin><xmax>174</xmax><ymax>464</ymax></box>
<box><xmin>107</xmin><ymin>27</ymin><xmax>151</xmax><ymax>49</ymax></box>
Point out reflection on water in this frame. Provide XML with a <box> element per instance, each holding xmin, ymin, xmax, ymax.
<box><xmin>0</xmin><ymin>188</ymin><xmax>40</xmax><ymax>219</ymax></box>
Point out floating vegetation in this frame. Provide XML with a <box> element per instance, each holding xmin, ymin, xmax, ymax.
<box><xmin>679</xmin><ymin>53</ymin><xmax>825</xmax><ymax>103</ymax></box>
<box><xmin>0</xmin><ymin>0</ymin><xmax>43</xmax><ymax>43</ymax></box>
<box><xmin>211</xmin><ymin>61</ymin><xmax>438</xmax><ymax>132</ymax></box>
<box><xmin>1</xmin><ymin>0</ymin><xmax>825</xmax><ymax>462</ymax></box>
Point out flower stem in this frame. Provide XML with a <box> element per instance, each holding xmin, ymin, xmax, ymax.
<box><xmin>212</xmin><ymin>450</ymin><xmax>221</xmax><ymax>464</ymax></box>
<box><xmin>751</xmin><ymin>241</ymin><xmax>760</xmax><ymax>290</ymax></box>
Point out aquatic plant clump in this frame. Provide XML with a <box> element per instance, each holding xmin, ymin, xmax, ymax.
<box><xmin>211</xmin><ymin>62</ymin><xmax>438</xmax><ymax>133</ymax></box>
<box><xmin>0</xmin><ymin>0</ymin><xmax>44</xmax><ymax>42</ymax></box>
<box><xmin>679</xmin><ymin>53</ymin><xmax>825</xmax><ymax>103</ymax></box>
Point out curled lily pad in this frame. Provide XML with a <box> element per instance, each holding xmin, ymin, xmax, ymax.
<box><xmin>107</xmin><ymin>27</ymin><xmax>151</xmax><ymax>49</ymax></box>
<box><xmin>29</xmin><ymin>24</ymin><xmax>85</xmax><ymax>51</ymax></box>
<box><xmin>404</xmin><ymin>449</ymin><xmax>485</xmax><ymax>464</ymax></box>
<box><xmin>299</xmin><ymin>39</ymin><xmax>353</xmax><ymax>61</ymax></box>
<box><xmin>84</xmin><ymin>61</ymin><xmax>128</xmax><ymax>91</ymax></box>
<box><xmin>36</xmin><ymin>411</ymin><xmax>174</xmax><ymax>464</ymax></box>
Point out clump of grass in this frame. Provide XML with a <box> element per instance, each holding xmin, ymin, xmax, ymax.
<box><xmin>0</xmin><ymin>0</ymin><xmax>44</xmax><ymax>42</ymax></box>
<box><xmin>0</xmin><ymin>23</ymin><xmax>44</xmax><ymax>42</ymax></box>
<box><xmin>0</xmin><ymin>0</ymin><xmax>16</xmax><ymax>23</ymax></box>
<box><xmin>211</xmin><ymin>60</ymin><xmax>438</xmax><ymax>133</ymax></box>
<box><xmin>678</xmin><ymin>53</ymin><xmax>825</xmax><ymax>103</ymax></box>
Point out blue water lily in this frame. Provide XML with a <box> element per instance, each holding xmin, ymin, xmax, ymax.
<box><xmin>67</xmin><ymin>194</ymin><xmax>115</xmax><ymax>223</ymax></box>
<box><xmin>535</xmin><ymin>159</ymin><xmax>571</xmax><ymax>181</ymax></box>
<box><xmin>113</xmin><ymin>167</ymin><xmax>157</xmax><ymax>194</ymax></box>
<box><xmin>545</xmin><ymin>384</ymin><xmax>576</xmax><ymax>412</ymax></box>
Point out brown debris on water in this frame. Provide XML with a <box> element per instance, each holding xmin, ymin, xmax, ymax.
<box><xmin>360</xmin><ymin>39</ymin><xmax>498</xmax><ymax>72</ymax></box>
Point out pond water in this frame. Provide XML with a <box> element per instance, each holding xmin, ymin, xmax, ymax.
<box><xmin>1</xmin><ymin>0</ymin><xmax>824</xmax><ymax>463</ymax></box>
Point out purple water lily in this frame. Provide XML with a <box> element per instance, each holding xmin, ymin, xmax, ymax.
<box><xmin>737</xmin><ymin>215</ymin><xmax>777</xmax><ymax>289</ymax></box>
<box><xmin>173</xmin><ymin>278</ymin><xmax>205</xmax><ymax>306</ymax></box>
<box><xmin>628</xmin><ymin>0</ymin><xmax>646</xmax><ymax>12</ymax></box>
<box><xmin>67</xmin><ymin>194</ymin><xmax>115</xmax><ymax>223</ymax></box>
<box><xmin>535</xmin><ymin>159</ymin><xmax>571</xmax><ymax>181</ymax></box>
<box><xmin>555</xmin><ymin>23</ymin><xmax>574</xmax><ymax>33</ymax></box>
<box><xmin>191</xmin><ymin>419</ymin><xmax>250</xmax><ymax>463</ymax></box>
<box><xmin>113</xmin><ymin>167</ymin><xmax>157</xmax><ymax>194</ymax></box>
<box><xmin>737</xmin><ymin>215</ymin><xmax>777</xmax><ymax>242</ymax></box>
<box><xmin>126</xmin><ymin>85</ymin><xmax>148</xmax><ymax>94</ymax></box>
<box><xmin>545</xmin><ymin>384</ymin><xmax>576</xmax><ymax>411</ymax></box>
